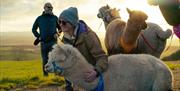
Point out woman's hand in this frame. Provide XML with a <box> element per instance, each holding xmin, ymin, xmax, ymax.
<box><xmin>84</xmin><ymin>69</ymin><xmax>97</xmax><ymax>82</ymax></box>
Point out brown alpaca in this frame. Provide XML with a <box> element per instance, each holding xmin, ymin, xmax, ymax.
<box><xmin>120</xmin><ymin>8</ymin><xmax>148</xmax><ymax>53</ymax></box>
<box><xmin>98</xmin><ymin>7</ymin><xmax>148</xmax><ymax>54</ymax></box>
<box><xmin>98</xmin><ymin>5</ymin><xmax>126</xmax><ymax>55</ymax></box>
<box><xmin>97</xmin><ymin>5</ymin><xmax>172</xmax><ymax>57</ymax></box>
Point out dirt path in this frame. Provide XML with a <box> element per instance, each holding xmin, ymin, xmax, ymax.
<box><xmin>168</xmin><ymin>61</ymin><xmax>180</xmax><ymax>91</ymax></box>
<box><xmin>26</xmin><ymin>86</ymin><xmax>64</xmax><ymax>91</ymax></box>
<box><xmin>22</xmin><ymin>61</ymin><xmax>180</xmax><ymax>91</ymax></box>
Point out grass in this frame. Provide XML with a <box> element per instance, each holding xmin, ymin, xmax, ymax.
<box><xmin>0</xmin><ymin>42</ymin><xmax>179</xmax><ymax>90</ymax></box>
<box><xmin>0</xmin><ymin>60</ymin><xmax>65</xmax><ymax>90</ymax></box>
<box><xmin>0</xmin><ymin>60</ymin><xmax>180</xmax><ymax>90</ymax></box>
<box><xmin>165</xmin><ymin>62</ymin><xmax>180</xmax><ymax>70</ymax></box>
<box><xmin>0</xmin><ymin>45</ymin><xmax>41</xmax><ymax>61</ymax></box>
<box><xmin>0</xmin><ymin>60</ymin><xmax>42</xmax><ymax>79</ymax></box>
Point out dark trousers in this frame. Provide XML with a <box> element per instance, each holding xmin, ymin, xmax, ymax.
<box><xmin>40</xmin><ymin>41</ymin><xmax>56</xmax><ymax>76</ymax></box>
<box><xmin>65</xmin><ymin>79</ymin><xmax>73</xmax><ymax>91</ymax></box>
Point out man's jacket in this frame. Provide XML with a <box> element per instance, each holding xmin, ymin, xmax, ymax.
<box><xmin>32</xmin><ymin>14</ymin><xmax>60</xmax><ymax>43</ymax></box>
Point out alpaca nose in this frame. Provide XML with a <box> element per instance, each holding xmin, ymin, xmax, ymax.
<box><xmin>45</xmin><ymin>64</ymin><xmax>50</xmax><ymax>72</ymax></box>
<box><xmin>97</xmin><ymin>13</ymin><xmax>102</xmax><ymax>18</ymax></box>
<box><xmin>141</xmin><ymin>22</ymin><xmax>147</xmax><ymax>30</ymax></box>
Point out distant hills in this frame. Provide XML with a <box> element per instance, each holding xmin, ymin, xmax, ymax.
<box><xmin>0</xmin><ymin>31</ymin><xmax>179</xmax><ymax>61</ymax></box>
<box><xmin>0</xmin><ymin>31</ymin><xmax>35</xmax><ymax>46</ymax></box>
<box><xmin>1</xmin><ymin>31</ymin><xmax>179</xmax><ymax>46</ymax></box>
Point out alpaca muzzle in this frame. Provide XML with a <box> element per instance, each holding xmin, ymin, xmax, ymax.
<box><xmin>97</xmin><ymin>13</ymin><xmax>102</xmax><ymax>18</ymax></box>
<box><xmin>141</xmin><ymin>22</ymin><xmax>147</xmax><ymax>30</ymax></box>
<box><xmin>51</xmin><ymin>61</ymin><xmax>64</xmax><ymax>75</ymax></box>
<box><xmin>45</xmin><ymin>63</ymin><xmax>54</xmax><ymax>73</ymax></box>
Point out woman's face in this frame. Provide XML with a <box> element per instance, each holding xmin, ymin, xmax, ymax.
<box><xmin>59</xmin><ymin>19</ymin><xmax>74</xmax><ymax>34</ymax></box>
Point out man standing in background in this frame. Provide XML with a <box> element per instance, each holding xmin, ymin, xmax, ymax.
<box><xmin>32</xmin><ymin>2</ymin><xmax>61</xmax><ymax>76</ymax></box>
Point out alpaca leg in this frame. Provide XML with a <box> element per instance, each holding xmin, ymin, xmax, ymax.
<box><xmin>157</xmin><ymin>29</ymin><xmax>172</xmax><ymax>40</ymax></box>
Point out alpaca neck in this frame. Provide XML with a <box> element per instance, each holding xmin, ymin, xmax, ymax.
<box><xmin>122</xmin><ymin>19</ymin><xmax>142</xmax><ymax>45</ymax></box>
<box><xmin>104</xmin><ymin>16</ymin><xmax>120</xmax><ymax>30</ymax></box>
<box><xmin>104</xmin><ymin>22</ymin><xmax>109</xmax><ymax>30</ymax></box>
<box><xmin>63</xmin><ymin>52</ymin><xmax>99</xmax><ymax>90</ymax></box>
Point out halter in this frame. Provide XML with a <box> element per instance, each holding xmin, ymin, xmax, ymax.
<box><xmin>99</xmin><ymin>9</ymin><xmax>120</xmax><ymax>25</ymax></box>
<box><xmin>51</xmin><ymin>57</ymin><xmax>77</xmax><ymax>75</ymax></box>
<box><xmin>92</xmin><ymin>73</ymin><xmax>104</xmax><ymax>91</ymax></box>
<box><xmin>52</xmin><ymin>61</ymin><xmax>64</xmax><ymax>75</ymax></box>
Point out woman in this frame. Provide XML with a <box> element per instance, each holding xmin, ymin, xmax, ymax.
<box><xmin>59</xmin><ymin>7</ymin><xmax>108</xmax><ymax>91</ymax></box>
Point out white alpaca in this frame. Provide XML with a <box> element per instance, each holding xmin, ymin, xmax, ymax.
<box><xmin>45</xmin><ymin>44</ymin><xmax>173</xmax><ymax>91</ymax></box>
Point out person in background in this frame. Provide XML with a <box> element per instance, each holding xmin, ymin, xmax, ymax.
<box><xmin>59</xmin><ymin>7</ymin><xmax>108</xmax><ymax>91</ymax></box>
<box><xmin>32</xmin><ymin>2</ymin><xmax>61</xmax><ymax>76</ymax></box>
<box><xmin>148</xmin><ymin>0</ymin><xmax>180</xmax><ymax>38</ymax></box>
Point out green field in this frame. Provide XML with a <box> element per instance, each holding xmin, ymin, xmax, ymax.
<box><xmin>0</xmin><ymin>60</ymin><xmax>65</xmax><ymax>90</ymax></box>
<box><xmin>0</xmin><ymin>60</ymin><xmax>180</xmax><ymax>90</ymax></box>
<box><xmin>0</xmin><ymin>45</ymin><xmax>40</xmax><ymax>61</ymax></box>
<box><xmin>0</xmin><ymin>31</ymin><xmax>179</xmax><ymax>90</ymax></box>
<box><xmin>0</xmin><ymin>60</ymin><xmax>42</xmax><ymax>79</ymax></box>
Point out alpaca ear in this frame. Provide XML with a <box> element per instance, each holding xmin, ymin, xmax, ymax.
<box><xmin>111</xmin><ymin>8</ymin><xmax>120</xmax><ymax>17</ymax></box>
<box><xmin>115</xmin><ymin>8</ymin><xmax>120</xmax><ymax>11</ymax></box>
<box><xmin>127</xmin><ymin>8</ymin><xmax>131</xmax><ymax>14</ymax></box>
<box><xmin>62</xmin><ymin>45</ymin><xmax>74</xmax><ymax>57</ymax></box>
<box><xmin>55</xmin><ymin>44</ymin><xmax>68</xmax><ymax>56</ymax></box>
<box><xmin>106</xmin><ymin>4</ymin><xmax>110</xmax><ymax>9</ymax></box>
<box><xmin>52</xmin><ymin>44</ymin><xmax>67</xmax><ymax>57</ymax></box>
<box><xmin>52</xmin><ymin>44</ymin><xmax>60</xmax><ymax>50</ymax></box>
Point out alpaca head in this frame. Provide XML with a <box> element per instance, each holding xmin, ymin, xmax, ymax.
<box><xmin>97</xmin><ymin>4</ymin><xmax>110</xmax><ymax>19</ymax></box>
<box><xmin>127</xmin><ymin>8</ymin><xmax>148</xmax><ymax>30</ymax></box>
<box><xmin>45</xmin><ymin>44</ymin><xmax>74</xmax><ymax>75</ymax></box>
<box><xmin>97</xmin><ymin>5</ymin><xmax>120</xmax><ymax>23</ymax></box>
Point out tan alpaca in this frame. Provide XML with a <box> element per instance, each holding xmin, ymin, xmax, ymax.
<box><xmin>120</xmin><ymin>8</ymin><xmax>148</xmax><ymax>53</ymax></box>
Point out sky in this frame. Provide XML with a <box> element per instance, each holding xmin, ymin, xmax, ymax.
<box><xmin>0</xmin><ymin>0</ymin><xmax>174</xmax><ymax>38</ymax></box>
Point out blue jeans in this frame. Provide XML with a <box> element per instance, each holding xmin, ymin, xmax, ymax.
<box><xmin>40</xmin><ymin>41</ymin><xmax>56</xmax><ymax>76</ymax></box>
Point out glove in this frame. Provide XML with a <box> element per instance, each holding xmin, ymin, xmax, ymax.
<box><xmin>84</xmin><ymin>69</ymin><xmax>97</xmax><ymax>82</ymax></box>
<box><xmin>33</xmin><ymin>38</ymin><xmax>40</xmax><ymax>46</ymax></box>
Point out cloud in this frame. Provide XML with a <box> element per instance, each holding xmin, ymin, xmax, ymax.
<box><xmin>0</xmin><ymin>0</ymin><xmax>171</xmax><ymax>33</ymax></box>
<box><xmin>0</xmin><ymin>0</ymin><xmax>105</xmax><ymax>32</ymax></box>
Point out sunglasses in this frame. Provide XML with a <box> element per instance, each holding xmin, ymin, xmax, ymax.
<box><xmin>59</xmin><ymin>20</ymin><xmax>68</xmax><ymax>25</ymax></box>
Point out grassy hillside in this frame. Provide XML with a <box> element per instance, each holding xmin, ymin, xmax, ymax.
<box><xmin>0</xmin><ymin>60</ymin><xmax>65</xmax><ymax>90</ymax></box>
<box><xmin>0</xmin><ymin>31</ymin><xmax>179</xmax><ymax>90</ymax></box>
<box><xmin>0</xmin><ymin>60</ymin><xmax>179</xmax><ymax>90</ymax></box>
<box><xmin>0</xmin><ymin>32</ymin><xmax>179</xmax><ymax>90</ymax></box>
